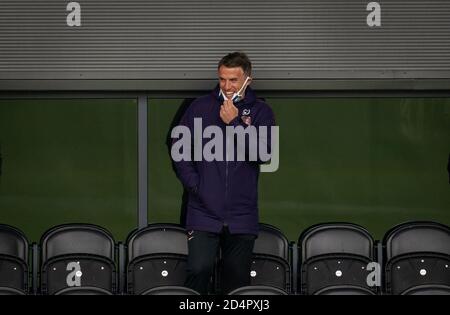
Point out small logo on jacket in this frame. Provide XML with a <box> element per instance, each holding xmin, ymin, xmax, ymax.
<box><xmin>187</xmin><ymin>230</ymin><xmax>194</xmax><ymax>241</ymax></box>
<box><xmin>241</xmin><ymin>115</ymin><xmax>252</xmax><ymax>125</ymax></box>
<box><xmin>241</xmin><ymin>109</ymin><xmax>251</xmax><ymax>126</ymax></box>
<box><xmin>241</xmin><ymin>109</ymin><xmax>251</xmax><ymax>125</ymax></box>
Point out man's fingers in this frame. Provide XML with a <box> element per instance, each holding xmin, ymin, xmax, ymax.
<box><xmin>225</xmin><ymin>100</ymin><xmax>233</xmax><ymax>108</ymax></box>
<box><xmin>219</xmin><ymin>108</ymin><xmax>228</xmax><ymax>123</ymax></box>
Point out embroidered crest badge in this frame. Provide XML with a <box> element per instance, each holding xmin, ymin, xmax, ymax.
<box><xmin>241</xmin><ymin>115</ymin><xmax>252</xmax><ymax>125</ymax></box>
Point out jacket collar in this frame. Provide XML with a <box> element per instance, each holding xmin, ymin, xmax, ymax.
<box><xmin>212</xmin><ymin>84</ymin><xmax>256</xmax><ymax>108</ymax></box>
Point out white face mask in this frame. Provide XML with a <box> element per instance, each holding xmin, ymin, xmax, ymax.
<box><xmin>220</xmin><ymin>76</ymin><xmax>251</xmax><ymax>103</ymax></box>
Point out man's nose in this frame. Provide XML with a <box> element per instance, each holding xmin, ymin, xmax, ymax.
<box><xmin>224</xmin><ymin>81</ymin><xmax>232</xmax><ymax>91</ymax></box>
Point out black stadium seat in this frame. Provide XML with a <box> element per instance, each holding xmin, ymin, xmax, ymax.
<box><xmin>383</xmin><ymin>221</ymin><xmax>450</xmax><ymax>295</ymax></box>
<box><xmin>39</xmin><ymin>223</ymin><xmax>117</xmax><ymax>295</ymax></box>
<box><xmin>126</xmin><ymin>223</ymin><xmax>188</xmax><ymax>294</ymax></box>
<box><xmin>249</xmin><ymin>223</ymin><xmax>292</xmax><ymax>293</ymax></box>
<box><xmin>3</xmin><ymin>220</ymin><xmax>448</xmax><ymax>295</ymax></box>
<box><xmin>0</xmin><ymin>224</ymin><xmax>29</xmax><ymax>295</ymax></box>
<box><xmin>298</xmin><ymin>223</ymin><xmax>377</xmax><ymax>295</ymax></box>
<box><xmin>215</xmin><ymin>223</ymin><xmax>291</xmax><ymax>294</ymax></box>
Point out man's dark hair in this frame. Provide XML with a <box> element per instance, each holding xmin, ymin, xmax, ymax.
<box><xmin>218</xmin><ymin>52</ymin><xmax>252</xmax><ymax>76</ymax></box>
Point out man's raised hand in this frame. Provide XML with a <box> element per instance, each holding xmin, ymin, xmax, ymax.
<box><xmin>220</xmin><ymin>99</ymin><xmax>238</xmax><ymax>124</ymax></box>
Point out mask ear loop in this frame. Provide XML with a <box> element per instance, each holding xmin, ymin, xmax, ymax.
<box><xmin>233</xmin><ymin>76</ymin><xmax>251</xmax><ymax>102</ymax></box>
<box><xmin>220</xmin><ymin>89</ymin><xmax>228</xmax><ymax>101</ymax></box>
<box><xmin>237</xmin><ymin>76</ymin><xmax>251</xmax><ymax>98</ymax></box>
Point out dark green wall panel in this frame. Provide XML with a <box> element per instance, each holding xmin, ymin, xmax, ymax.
<box><xmin>148</xmin><ymin>99</ymin><xmax>184</xmax><ymax>224</ymax></box>
<box><xmin>259</xmin><ymin>98</ymin><xmax>450</xmax><ymax>240</ymax></box>
<box><xmin>0</xmin><ymin>99</ymin><xmax>137</xmax><ymax>241</ymax></box>
<box><xmin>1</xmin><ymin>97</ymin><xmax>448</xmax><ymax>243</ymax></box>
<box><xmin>149</xmin><ymin>97</ymin><xmax>450</xmax><ymax>240</ymax></box>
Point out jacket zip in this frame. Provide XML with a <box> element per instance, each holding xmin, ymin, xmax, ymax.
<box><xmin>224</xmin><ymin>128</ymin><xmax>229</xmax><ymax>226</ymax></box>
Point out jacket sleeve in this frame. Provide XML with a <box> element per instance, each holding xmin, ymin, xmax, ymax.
<box><xmin>228</xmin><ymin>104</ymin><xmax>276</xmax><ymax>164</ymax></box>
<box><xmin>170</xmin><ymin>101</ymin><xmax>200</xmax><ymax>192</ymax></box>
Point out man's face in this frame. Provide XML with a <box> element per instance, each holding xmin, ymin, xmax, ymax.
<box><xmin>218</xmin><ymin>66</ymin><xmax>249</xmax><ymax>99</ymax></box>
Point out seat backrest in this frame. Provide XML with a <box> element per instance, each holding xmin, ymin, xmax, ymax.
<box><xmin>214</xmin><ymin>224</ymin><xmax>291</xmax><ymax>294</ymax></box>
<box><xmin>142</xmin><ymin>286</ymin><xmax>200</xmax><ymax>295</ymax></box>
<box><xmin>40</xmin><ymin>223</ymin><xmax>115</xmax><ymax>262</ymax></box>
<box><xmin>314</xmin><ymin>285</ymin><xmax>377</xmax><ymax>295</ymax></box>
<box><xmin>254</xmin><ymin>223</ymin><xmax>290</xmax><ymax>261</ymax></box>
<box><xmin>126</xmin><ymin>224</ymin><xmax>188</xmax><ymax>294</ymax></box>
<box><xmin>0</xmin><ymin>287</ymin><xmax>27</xmax><ymax>295</ymax></box>
<box><xmin>228</xmin><ymin>285</ymin><xmax>288</xmax><ymax>295</ymax></box>
<box><xmin>384</xmin><ymin>221</ymin><xmax>450</xmax><ymax>261</ymax></box>
<box><xmin>245</xmin><ymin>223</ymin><xmax>292</xmax><ymax>293</ymax></box>
<box><xmin>298</xmin><ymin>223</ymin><xmax>376</xmax><ymax>295</ymax></box>
<box><xmin>0</xmin><ymin>224</ymin><xmax>28</xmax><ymax>262</ymax></box>
<box><xmin>0</xmin><ymin>224</ymin><xmax>29</xmax><ymax>293</ymax></box>
<box><xmin>126</xmin><ymin>223</ymin><xmax>187</xmax><ymax>261</ymax></box>
<box><xmin>383</xmin><ymin>221</ymin><xmax>450</xmax><ymax>295</ymax></box>
<box><xmin>299</xmin><ymin>223</ymin><xmax>374</xmax><ymax>261</ymax></box>
<box><xmin>39</xmin><ymin>223</ymin><xmax>116</xmax><ymax>295</ymax></box>
<box><xmin>54</xmin><ymin>286</ymin><xmax>114</xmax><ymax>295</ymax></box>
<box><xmin>401</xmin><ymin>284</ymin><xmax>450</xmax><ymax>295</ymax></box>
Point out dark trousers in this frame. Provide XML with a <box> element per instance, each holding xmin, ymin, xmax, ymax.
<box><xmin>184</xmin><ymin>227</ymin><xmax>256</xmax><ymax>295</ymax></box>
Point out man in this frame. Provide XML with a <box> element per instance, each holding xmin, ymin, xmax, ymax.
<box><xmin>171</xmin><ymin>52</ymin><xmax>275</xmax><ymax>294</ymax></box>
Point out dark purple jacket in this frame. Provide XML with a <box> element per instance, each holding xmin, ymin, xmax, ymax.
<box><xmin>172</xmin><ymin>86</ymin><xmax>275</xmax><ymax>235</ymax></box>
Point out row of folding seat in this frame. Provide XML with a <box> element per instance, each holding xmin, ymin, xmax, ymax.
<box><xmin>0</xmin><ymin>221</ymin><xmax>449</xmax><ymax>295</ymax></box>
